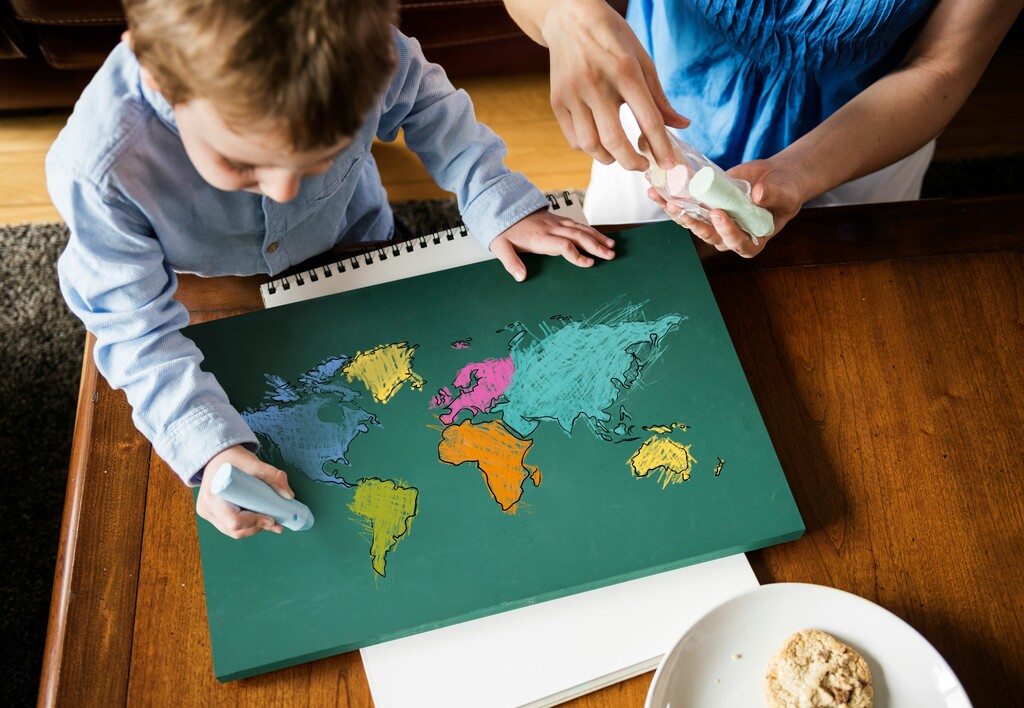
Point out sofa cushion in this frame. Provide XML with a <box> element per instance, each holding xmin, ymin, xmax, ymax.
<box><xmin>8</xmin><ymin>0</ymin><xmax>124</xmax><ymax>25</ymax></box>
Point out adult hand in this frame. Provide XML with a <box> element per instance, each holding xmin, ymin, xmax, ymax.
<box><xmin>489</xmin><ymin>208</ymin><xmax>615</xmax><ymax>281</ymax></box>
<box><xmin>650</xmin><ymin>159</ymin><xmax>806</xmax><ymax>258</ymax></box>
<box><xmin>539</xmin><ymin>0</ymin><xmax>689</xmax><ymax>171</ymax></box>
<box><xmin>196</xmin><ymin>444</ymin><xmax>295</xmax><ymax>538</ymax></box>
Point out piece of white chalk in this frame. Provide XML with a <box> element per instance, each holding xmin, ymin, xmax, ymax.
<box><xmin>211</xmin><ymin>463</ymin><xmax>314</xmax><ymax>531</ymax></box>
<box><xmin>688</xmin><ymin>166</ymin><xmax>775</xmax><ymax>240</ymax></box>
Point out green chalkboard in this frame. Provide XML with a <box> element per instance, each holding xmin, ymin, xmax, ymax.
<box><xmin>185</xmin><ymin>222</ymin><xmax>804</xmax><ymax>681</ymax></box>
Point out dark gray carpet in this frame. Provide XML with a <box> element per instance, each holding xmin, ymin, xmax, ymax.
<box><xmin>2</xmin><ymin>159</ymin><xmax>1020</xmax><ymax>706</ymax></box>
<box><xmin>1</xmin><ymin>222</ymin><xmax>84</xmax><ymax>707</ymax></box>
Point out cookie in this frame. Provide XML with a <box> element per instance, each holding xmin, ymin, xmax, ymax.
<box><xmin>764</xmin><ymin>629</ymin><xmax>873</xmax><ymax>708</ymax></box>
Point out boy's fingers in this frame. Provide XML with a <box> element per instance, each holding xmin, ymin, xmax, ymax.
<box><xmin>545</xmin><ymin>218</ymin><xmax>613</xmax><ymax>244</ymax></box>
<box><xmin>556</xmin><ymin>239</ymin><xmax>594</xmax><ymax>267</ymax></box>
<box><xmin>552</xmin><ymin>224</ymin><xmax>615</xmax><ymax>260</ymax></box>
<box><xmin>213</xmin><ymin>507</ymin><xmax>260</xmax><ymax>539</ymax></box>
<box><xmin>525</xmin><ymin>219</ymin><xmax>610</xmax><ymax>256</ymax></box>
<box><xmin>489</xmin><ymin>237</ymin><xmax>527</xmax><ymax>282</ymax></box>
<box><xmin>249</xmin><ymin>463</ymin><xmax>294</xmax><ymax>499</ymax></box>
<box><xmin>211</xmin><ymin>495</ymin><xmax>283</xmax><ymax>538</ymax></box>
<box><xmin>259</xmin><ymin>515</ymin><xmax>284</xmax><ymax>534</ymax></box>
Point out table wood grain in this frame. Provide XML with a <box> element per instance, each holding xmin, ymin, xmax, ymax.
<box><xmin>40</xmin><ymin>195</ymin><xmax>1024</xmax><ymax>707</ymax></box>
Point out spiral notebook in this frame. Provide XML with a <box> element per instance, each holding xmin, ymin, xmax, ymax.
<box><xmin>261</xmin><ymin>191</ymin><xmax>588</xmax><ymax>308</ymax></box>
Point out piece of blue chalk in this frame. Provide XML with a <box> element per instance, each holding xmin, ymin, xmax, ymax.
<box><xmin>211</xmin><ymin>463</ymin><xmax>314</xmax><ymax>531</ymax></box>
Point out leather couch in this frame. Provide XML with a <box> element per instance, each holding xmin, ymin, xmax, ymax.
<box><xmin>1</xmin><ymin>0</ymin><xmax>123</xmax><ymax>110</ymax></box>
<box><xmin>2</xmin><ymin>1</ymin><xmax>626</xmax><ymax>111</ymax></box>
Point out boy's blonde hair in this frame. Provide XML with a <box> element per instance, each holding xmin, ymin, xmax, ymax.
<box><xmin>124</xmin><ymin>0</ymin><xmax>397</xmax><ymax>151</ymax></box>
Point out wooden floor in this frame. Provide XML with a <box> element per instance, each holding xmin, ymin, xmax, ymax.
<box><xmin>0</xmin><ymin>73</ymin><xmax>594</xmax><ymax>226</ymax></box>
<box><xmin>1</xmin><ymin>32</ymin><xmax>1021</xmax><ymax>227</ymax></box>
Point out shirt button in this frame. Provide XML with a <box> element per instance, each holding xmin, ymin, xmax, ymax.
<box><xmin>266</xmin><ymin>241</ymin><xmax>280</xmax><ymax>254</ymax></box>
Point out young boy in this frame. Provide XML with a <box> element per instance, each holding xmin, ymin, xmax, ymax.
<box><xmin>48</xmin><ymin>0</ymin><xmax>615</xmax><ymax>539</ymax></box>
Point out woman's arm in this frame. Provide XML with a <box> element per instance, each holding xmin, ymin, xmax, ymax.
<box><xmin>775</xmin><ymin>0</ymin><xmax>1022</xmax><ymax>203</ymax></box>
<box><xmin>675</xmin><ymin>0</ymin><xmax>1022</xmax><ymax>258</ymax></box>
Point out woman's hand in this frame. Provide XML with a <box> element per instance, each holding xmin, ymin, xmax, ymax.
<box><xmin>651</xmin><ymin>159</ymin><xmax>806</xmax><ymax>258</ymax></box>
<box><xmin>507</xmin><ymin>0</ymin><xmax>688</xmax><ymax>171</ymax></box>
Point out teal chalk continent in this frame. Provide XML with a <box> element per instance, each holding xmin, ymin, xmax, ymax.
<box><xmin>243</xmin><ymin>357</ymin><xmax>381</xmax><ymax>486</ymax></box>
<box><xmin>495</xmin><ymin>304</ymin><xmax>684</xmax><ymax>439</ymax></box>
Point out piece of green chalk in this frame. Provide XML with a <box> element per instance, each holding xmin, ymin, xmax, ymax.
<box><xmin>688</xmin><ymin>166</ymin><xmax>775</xmax><ymax>240</ymax></box>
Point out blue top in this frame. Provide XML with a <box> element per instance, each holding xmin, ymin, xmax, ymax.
<box><xmin>627</xmin><ymin>0</ymin><xmax>934</xmax><ymax>167</ymax></box>
<box><xmin>48</xmin><ymin>30</ymin><xmax>547</xmax><ymax>484</ymax></box>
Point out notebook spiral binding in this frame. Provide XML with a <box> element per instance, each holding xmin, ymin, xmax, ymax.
<box><xmin>261</xmin><ymin>190</ymin><xmax>583</xmax><ymax>304</ymax></box>
<box><xmin>264</xmin><ymin>220</ymin><xmax>470</xmax><ymax>296</ymax></box>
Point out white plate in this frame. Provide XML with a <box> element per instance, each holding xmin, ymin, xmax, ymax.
<box><xmin>646</xmin><ymin>583</ymin><xmax>970</xmax><ymax>708</ymax></box>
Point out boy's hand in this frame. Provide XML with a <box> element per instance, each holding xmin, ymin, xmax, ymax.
<box><xmin>489</xmin><ymin>209</ymin><xmax>615</xmax><ymax>281</ymax></box>
<box><xmin>649</xmin><ymin>158</ymin><xmax>805</xmax><ymax>258</ymax></box>
<box><xmin>196</xmin><ymin>444</ymin><xmax>295</xmax><ymax>539</ymax></box>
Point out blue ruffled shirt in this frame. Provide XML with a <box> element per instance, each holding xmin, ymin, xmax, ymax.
<box><xmin>627</xmin><ymin>0</ymin><xmax>934</xmax><ymax>167</ymax></box>
<box><xmin>48</xmin><ymin>30</ymin><xmax>547</xmax><ymax>484</ymax></box>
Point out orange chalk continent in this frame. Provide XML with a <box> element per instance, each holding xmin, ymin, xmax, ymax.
<box><xmin>437</xmin><ymin>419</ymin><xmax>541</xmax><ymax>513</ymax></box>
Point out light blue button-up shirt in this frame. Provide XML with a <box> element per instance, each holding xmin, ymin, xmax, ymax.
<box><xmin>48</xmin><ymin>30</ymin><xmax>547</xmax><ymax>484</ymax></box>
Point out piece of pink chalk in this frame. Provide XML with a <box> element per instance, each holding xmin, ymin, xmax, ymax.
<box><xmin>665</xmin><ymin>164</ymin><xmax>691</xmax><ymax>197</ymax></box>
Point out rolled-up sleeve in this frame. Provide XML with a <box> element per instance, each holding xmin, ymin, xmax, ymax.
<box><xmin>48</xmin><ymin>154</ymin><xmax>257</xmax><ymax>485</ymax></box>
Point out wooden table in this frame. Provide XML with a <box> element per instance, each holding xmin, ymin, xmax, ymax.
<box><xmin>40</xmin><ymin>195</ymin><xmax>1024</xmax><ymax>706</ymax></box>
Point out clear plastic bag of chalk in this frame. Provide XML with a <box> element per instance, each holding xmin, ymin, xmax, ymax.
<box><xmin>639</xmin><ymin>131</ymin><xmax>775</xmax><ymax>243</ymax></box>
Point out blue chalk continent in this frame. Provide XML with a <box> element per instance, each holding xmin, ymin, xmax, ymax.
<box><xmin>242</xmin><ymin>357</ymin><xmax>380</xmax><ymax>486</ymax></box>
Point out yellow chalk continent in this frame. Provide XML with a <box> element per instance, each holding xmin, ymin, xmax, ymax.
<box><xmin>643</xmin><ymin>422</ymin><xmax>689</xmax><ymax>434</ymax></box>
<box><xmin>343</xmin><ymin>342</ymin><xmax>424</xmax><ymax>403</ymax></box>
<box><xmin>629</xmin><ymin>436</ymin><xmax>697</xmax><ymax>489</ymax></box>
<box><xmin>348</xmin><ymin>478</ymin><xmax>419</xmax><ymax>576</ymax></box>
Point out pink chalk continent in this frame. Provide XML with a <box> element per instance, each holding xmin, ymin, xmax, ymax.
<box><xmin>432</xmin><ymin>357</ymin><xmax>515</xmax><ymax>424</ymax></box>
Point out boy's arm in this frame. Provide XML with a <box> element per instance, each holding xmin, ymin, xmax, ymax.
<box><xmin>376</xmin><ymin>29</ymin><xmax>614</xmax><ymax>278</ymax></box>
<box><xmin>49</xmin><ymin>156</ymin><xmax>258</xmax><ymax>486</ymax></box>
<box><xmin>51</xmin><ymin>162</ymin><xmax>291</xmax><ymax>536</ymax></box>
<box><xmin>375</xmin><ymin>29</ymin><xmax>546</xmax><ymax>243</ymax></box>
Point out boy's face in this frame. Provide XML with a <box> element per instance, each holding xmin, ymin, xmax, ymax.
<box><xmin>172</xmin><ymin>97</ymin><xmax>350</xmax><ymax>203</ymax></box>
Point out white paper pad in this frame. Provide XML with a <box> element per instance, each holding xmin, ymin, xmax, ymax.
<box><xmin>361</xmin><ymin>554</ymin><xmax>758</xmax><ymax>708</ymax></box>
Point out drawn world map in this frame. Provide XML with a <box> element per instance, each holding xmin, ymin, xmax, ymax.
<box><xmin>242</xmin><ymin>301</ymin><xmax>719</xmax><ymax>578</ymax></box>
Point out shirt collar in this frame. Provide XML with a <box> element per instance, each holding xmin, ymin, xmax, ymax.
<box><xmin>137</xmin><ymin>65</ymin><xmax>180</xmax><ymax>137</ymax></box>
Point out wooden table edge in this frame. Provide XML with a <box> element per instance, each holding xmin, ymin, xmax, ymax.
<box><xmin>39</xmin><ymin>334</ymin><xmax>98</xmax><ymax>708</ymax></box>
